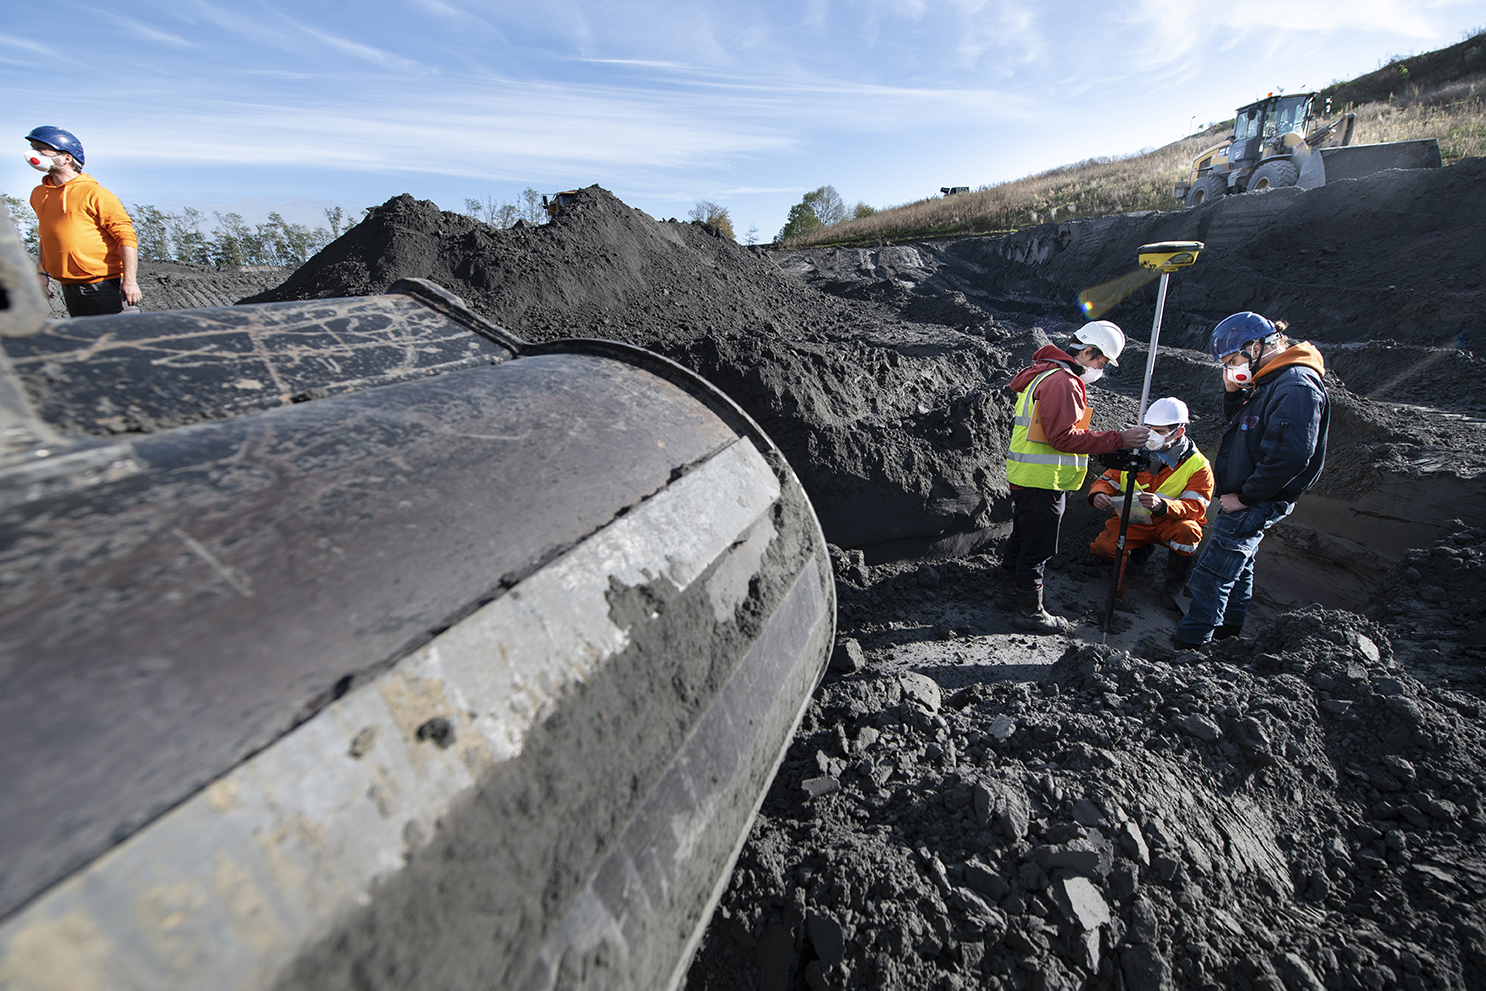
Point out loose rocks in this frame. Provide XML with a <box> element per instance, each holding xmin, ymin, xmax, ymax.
<box><xmin>684</xmin><ymin>605</ymin><xmax>1486</xmax><ymax>990</ymax></box>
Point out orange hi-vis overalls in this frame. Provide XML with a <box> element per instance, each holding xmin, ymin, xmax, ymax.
<box><xmin>1088</xmin><ymin>441</ymin><xmax>1213</xmax><ymax>561</ymax></box>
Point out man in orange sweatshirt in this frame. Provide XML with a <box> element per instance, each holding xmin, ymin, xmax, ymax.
<box><xmin>25</xmin><ymin>126</ymin><xmax>140</xmax><ymax>316</ymax></box>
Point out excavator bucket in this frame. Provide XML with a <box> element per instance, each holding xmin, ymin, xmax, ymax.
<box><xmin>0</xmin><ymin>206</ymin><xmax>834</xmax><ymax>990</ymax></box>
<box><xmin>1317</xmin><ymin>138</ymin><xmax>1443</xmax><ymax>181</ymax></box>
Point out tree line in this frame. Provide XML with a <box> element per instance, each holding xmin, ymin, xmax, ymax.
<box><xmin>777</xmin><ymin>185</ymin><xmax>875</xmax><ymax>242</ymax></box>
<box><xmin>461</xmin><ymin>188</ymin><xmax>548</xmax><ymax>228</ymax></box>
<box><xmin>462</xmin><ymin>189</ymin><xmax>751</xmax><ymax>244</ymax></box>
<box><xmin>1</xmin><ymin>192</ymin><xmax>355</xmax><ymax>268</ymax></box>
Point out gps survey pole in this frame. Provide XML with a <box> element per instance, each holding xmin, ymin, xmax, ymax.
<box><xmin>1101</xmin><ymin>241</ymin><xmax>1203</xmax><ymax>639</ymax></box>
<box><xmin>1133</xmin><ymin>241</ymin><xmax>1203</xmax><ymax>420</ymax></box>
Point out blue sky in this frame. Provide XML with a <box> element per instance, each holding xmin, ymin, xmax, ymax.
<box><xmin>4</xmin><ymin>1</ymin><xmax>1482</xmax><ymax>243</ymax></box>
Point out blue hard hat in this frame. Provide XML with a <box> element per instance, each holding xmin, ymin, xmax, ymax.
<box><xmin>25</xmin><ymin>126</ymin><xmax>84</xmax><ymax>167</ymax></box>
<box><xmin>1209</xmin><ymin>311</ymin><xmax>1276</xmax><ymax>361</ymax></box>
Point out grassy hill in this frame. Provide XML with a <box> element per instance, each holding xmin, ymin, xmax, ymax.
<box><xmin>786</xmin><ymin>31</ymin><xmax>1486</xmax><ymax>248</ymax></box>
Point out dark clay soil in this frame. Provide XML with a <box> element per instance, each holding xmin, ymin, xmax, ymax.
<box><xmin>242</xmin><ymin>176</ymin><xmax>1486</xmax><ymax>991</ymax></box>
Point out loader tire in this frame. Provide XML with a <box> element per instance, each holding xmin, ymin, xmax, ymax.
<box><xmin>1186</xmin><ymin>174</ymin><xmax>1227</xmax><ymax>207</ymax></box>
<box><xmin>1248</xmin><ymin>159</ymin><xmax>1300</xmax><ymax>191</ymax></box>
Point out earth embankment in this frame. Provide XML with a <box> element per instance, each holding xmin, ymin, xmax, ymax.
<box><xmin>779</xmin><ymin>157</ymin><xmax>1486</xmax><ymax>355</ymax></box>
<box><xmin>231</xmin><ymin>175</ymin><xmax>1486</xmax><ymax>991</ymax></box>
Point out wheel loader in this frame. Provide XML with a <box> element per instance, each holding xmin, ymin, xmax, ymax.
<box><xmin>1173</xmin><ymin>92</ymin><xmax>1442</xmax><ymax>207</ymax></box>
<box><xmin>0</xmin><ymin>202</ymin><xmax>835</xmax><ymax>990</ymax></box>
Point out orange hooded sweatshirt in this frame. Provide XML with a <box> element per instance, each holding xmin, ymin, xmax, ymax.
<box><xmin>30</xmin><ymin>173</ymin><xmax>137</xmax><ymax>284</ymax></box>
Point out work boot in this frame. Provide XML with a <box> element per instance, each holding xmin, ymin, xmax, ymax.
<box><xmin>1213</xmin><ymin>624</ymin><xmax>1244</xmax><ymax>641</ymax></box>
<box><xmin>1127</xmin><ymin>543</ymin><xmax>1156</xmax><ymax>572</ymax></box>
<box><xmin>1011</xmin><ymin>586</ymin><xmax>1071</xmax><ymax>635</ymax></box>
<box><xmin>1163</xmin><ymin>552</ymin><xmax>1195</xmax><ymax>595</ymax></box>
<box><xmin>1171</xmin><ymin>632</ymin><xmax>1205</xmax><ymax>651</ymax></box>
<box><xmin>1162</xmin><ymin>553</ymin><xmax>1196</xmax><ymax>612</ymax></box>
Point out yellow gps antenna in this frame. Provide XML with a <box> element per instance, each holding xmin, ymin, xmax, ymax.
<box><xmin>1133</xmin><ymin>240</ymin><xmax>1202</xmax><ymax>422</ymax></box>
<box><xmin>1101</xmin><ymin>240</ymin><xmax>1202</xmax><ymax>641</ymax></box>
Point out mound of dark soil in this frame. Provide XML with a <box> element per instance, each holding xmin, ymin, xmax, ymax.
<box><xmin>685</xmin><ymin>594</ymin><xmax>1486</xmax><ymax>991</ymax></box>
<box><xmin>242</xmin><ymin>188</ymin><xmax>1029</xmax><ymax>558</ymax></box>
<box><xmin>1370</xmin><ymin>520</ymin><xmax>1486</xmax><ymax>674</ymax></box>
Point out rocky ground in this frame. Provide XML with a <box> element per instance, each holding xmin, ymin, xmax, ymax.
<box><xmin>228</xmin><ymin>168</ymin><xmax>1486</xmax><ymax>990</ymax></box>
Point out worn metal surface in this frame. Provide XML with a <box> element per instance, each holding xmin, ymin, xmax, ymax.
<box><xmin>3</xmin><ymin>283</ymin><xmax>515</xmax><ymax>435</ymax></box>
<box><xmin>0</xmin><ymin>438</ymin><xmax>832</xmax><ymax>991</ymax></box>
<box><xmin>0</xmin><ymin>352</ymin><xmax>739</xmax><ymax>918</ymax></box>
<box><xmin>0</xmin><ymin>243</ymin><xmax>836</xmax><ymax>989</ymax></box>
<box><xmin>0</xmin><ymin>200</ymin><xmax>56</xmax><ymax>461</ymax></box>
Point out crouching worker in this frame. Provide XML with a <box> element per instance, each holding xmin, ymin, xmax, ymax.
<box><xmin>1088</xmin><ymin>397</ymin><xmax>1213</xmax><ymax>609</ymax></box>
<box><xmin>1001</xmin><ymin>321</ymin><xmax>1150</xmax><ymax>634</ymax></box>
<box><xmin>1174</xmin><ymin>312</ymin><xmax>1329</xmax><ymax>648</ymax></box>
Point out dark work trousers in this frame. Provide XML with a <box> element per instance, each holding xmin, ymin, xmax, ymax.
<box><xmin>62</xmin><ymin>279</ymin><xmax>125</xmax><ymax>317</ymax></box>
<box><xmin>1002</xmin><ymin>486</ymin><xmax>1067</xmax><ymax>591</ymax></box>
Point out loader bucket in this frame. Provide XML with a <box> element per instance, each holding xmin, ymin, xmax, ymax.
<box><xmin>0</xmin><ymin>239</ymin><xmax>834</xmax><ymax>986</ymax></box>
<box><xmin>1318</xmin><ymin>138</ymin><xmax>1443</xmax><ymax>181</ymax></box>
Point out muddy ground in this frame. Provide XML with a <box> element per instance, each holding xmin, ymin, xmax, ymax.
<box><xmin>232</xmin><ymin>166</ymin><xmax>1486</xmax><ymax>990</ymax></box>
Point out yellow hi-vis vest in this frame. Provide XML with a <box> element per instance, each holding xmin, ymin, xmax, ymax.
<box><xmin>1104</xmin><ymin>448</ymin><xmax>1212</xmax><ymax>507</ymax></box>
<box><xmin>1006</xmin><ymin>368</ymin><xmax>1092</xmax><ymax>490</ymax></box>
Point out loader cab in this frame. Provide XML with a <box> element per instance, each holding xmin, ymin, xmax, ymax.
<box><xmin>1229</xmin><ymin>94</ymin><xmax>1315</xmax><ymax>165</ymax></box>
<box><xmin>543</xmin><ymin>190</ymin><xmax>580</xmax><ymax>220</ymax></box>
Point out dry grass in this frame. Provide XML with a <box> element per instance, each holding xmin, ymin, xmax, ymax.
<box><xmin>1347</xmin><ymin>87</ymin><xmax>1486</xmax><ymax>161</ymax></box>
<box><xmin>788</xmin><ymin>83</ymin><xmax>1486</xmax><ymax>248</ymax></box>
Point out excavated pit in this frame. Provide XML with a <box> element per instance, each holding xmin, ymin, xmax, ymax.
<box><xmin>219</xmin><ymin>171</ymin><xmax>1486</xmax><ymax>990</ymax></box>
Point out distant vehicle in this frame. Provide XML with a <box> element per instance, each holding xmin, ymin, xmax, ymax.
<box><xmin>543</xmin><ymin>189</ymin><xmax>580</xmax><ymax>219</ymax></box>
<box><xmin>1174</xmin><ymin>93</ymin><xmax>1442</xmax><ymax>207</ymax></box>
<box><xmin>940</xmin><ymin>186</ymin><xmax>970</xmax><ymax>196</ymax></box>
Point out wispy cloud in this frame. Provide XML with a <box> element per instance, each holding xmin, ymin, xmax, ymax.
<box><xmin>85</xmin><ymin>9</ymin><xmax>196</xmax><ymax>47</ymax></box>
<box><xmin>291</xmin><ymin>22</ymin><xmax>423</xmax><ymax>71</ymax></box>
<box><xmin>0</xmin><ymin>34</ymin><xmax>68</xmax><ymax>60</ymax></box>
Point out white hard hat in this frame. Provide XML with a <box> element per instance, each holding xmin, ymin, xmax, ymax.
<box><xmin>1143</xmin><ymin>397</ymin><xmax>1190</xmax><ymax>426</ymax></box>
<box><xmin>1074</xmin><ymin>321</ymin><xmax>1125</xmax><ymax>366</ymax></box>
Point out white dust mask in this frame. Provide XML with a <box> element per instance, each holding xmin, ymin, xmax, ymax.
<box><xmin>1225</xmin><ymin>361</ymin><xmax>1253</xmax><ymax>386</ymax></box>
<box><xmin>1145</xmin><ymin>431</ymin><xmax>1167</xmax><ymax>451</ymax></box>
<box><xmin>1079</xmin><ymin>366</ymin><xmax>1104</xmax><ymax>385</ymax></box>
<box><xmin>25</xmin><ymin>150</ymin><xmax>55</xmax><ymax>172</ymax></box>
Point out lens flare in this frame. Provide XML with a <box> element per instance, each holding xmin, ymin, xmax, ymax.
<box><xmin>1076</xmin><ymin>268</ymin><xmax>1159</xmax><ymax>320</ymax></box>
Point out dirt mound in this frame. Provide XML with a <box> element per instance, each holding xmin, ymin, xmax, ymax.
<box><xmin>684</xmin><ymin>593</ymin><xmax>1486</xmax><ymax>991</ymax></box>
<box><xmin>242</xmin><ymin>188</ymin><xmax>1030</xmax><ymax>559</ymax></box>
<box><xmin>1370</xmin><ymin>520</ymin><xmax>1486</xmax><ymax>675</ymax></box>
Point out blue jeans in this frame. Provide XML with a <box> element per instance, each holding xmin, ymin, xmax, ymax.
<box><xmin>1176</xmin><ymin>500</ymin><xmax>1292</xmax><ymax>644</ymax></box>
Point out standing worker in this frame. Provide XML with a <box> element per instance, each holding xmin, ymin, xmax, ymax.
<box><xmin>1174</xmin><ymin>312</ymin><xmax>1329</xmax><ymax>648</ymax></box>
<box><xmin>1000</xmin><ymin>321</ymin><xmax>1150</xmax><ymax>634</ymax></box>
<box><xmin>1088</xmin><ymin>396</ymin><xmax>1213</xmax><ymax>608</ymax></box>
<box><xmin>24</xmin><ymin>126</ymin><xmax>141</xmax><ymax>316</ymax></box>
